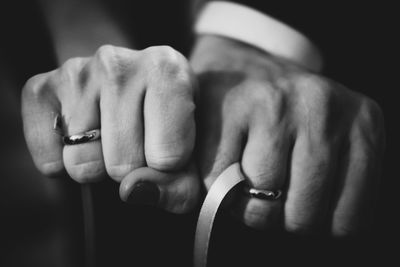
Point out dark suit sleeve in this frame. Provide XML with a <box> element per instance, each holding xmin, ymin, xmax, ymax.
<box><xmin>226</xmin><ymin>1</ymin><xmax>308</xmax><ymax>28</ymax></box>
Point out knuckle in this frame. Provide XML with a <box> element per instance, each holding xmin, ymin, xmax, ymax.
<box><xmin>65</xmin><ymin>160</ymin><xmax>105</xmax><ymax>183</ymax></box>
<box><xmin>352</xmin><ymin>97</ymin><xmax>385</xmax><ymax>152</ymax></box>
<box><xmin>227</xmin><ymin>81</ymin><xmax>287</xmax><ymax>125</ymax></box>
<box><xmin>95</xmin><ymin>44</ymin><xmax>117</xmax><ymax>61</ymax></box>
<box><xmin>144</xmin><ymin>46</ymin><xmax>194</xmax><ymax>98</ymax></box>
<box><xmin>60</xmin><ymin>57</ymin><xmax>88</xmax><ymax>80</ymax></box>
<box><xmin>95</xmin><ymin>45</ymin><xmax>123</xmax><ymax>73</ymax></box>
<box><xmin>359</xmin><ymin>97</ymin><xmax>384</xmax><ymax>128</ymax></box>
<box><xmin>95</xmin><ymin>45</ymin><xmax>116</xmax><ymax>69</ymax></box>
<box><xmin>106</xmin><ymin>162</ymin><xmax>144</xmax><ymax>182</ymax></box>
<box><xmin>297</xmin><ymin>74</ymin><xmax>335</xmax><ymax>107</ymax></box>
<box><xmin>258</xmin><ymin>85</ymin><xmax>286</xmax><ymax>124</ymax></box>
<box><xmin>168</xmin><ymin>175</ymin><xmax>201</xmax><ymax>214</ymax></box>
<box><xmin>56</xmin><ymin>57</ymin><xmax>89</xmax><ymax>92</ymax></box>
<box><xmin>248</xmin><ymin>81</ymin><xmax>284</xmax><ymax>105</ymax></box>
<box><xmin>246</xmin><ymin>168</ymin><xmax>284</xmax><ymax>189</ymax></box>
<box><xmin>146</xmin><ymin>155</ymin><xmax>182</xmax><ymax>171</ymax></box>
<box><xmin>145</xmin><ymin>45</ymin><xmax>180</xmax><ymax>63</ymax></box>
<box><xmin>95</xmin><ymin>45</ymin><xmax>137</xmax><ymax>87</ymax></box>
<box><xmin>296</xmin><ymin>75</ymin><xmax>340</xmax><ymax>140</ymax></box>
<box><xmin>144</xmin><ymin>46</ymin><xmax>188</xmax><ymax>77</ymax></box>
<box><xmin>332</xmin><ymin>224</ymin><xmax>355</xmax><ymax>238</ymax></box>
<box><xmin>22</xmin><ymin>73</ymin><xmax>51</xmax><ymax>99</ymax></box>
<box><xmin>285</xmin><ymin>219</ymin><xmax>316</xmax><ymax>235</ymax></box>
<box><xmin>37</xmin><ymin>160</ymin><xmax>65</xmax><ymax>178</ymax></box>
<box><xmin>146</xmin><ymin>146</ymin><xmax>190</xmax><ymax>171</ymax></box>
<box><xmin>62</xmin><ymin>56</ymin><xmax>87</xmax><ymax>70</ymax></box>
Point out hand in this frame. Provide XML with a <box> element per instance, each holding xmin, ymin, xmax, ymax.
<box><xmin>22</xmin><ymin>45</ymin><xmax>200</xmax><ymax>213</ymax></box>
<box><xmin>190</xmin><ymin>35</ymin><xmax>385</xmax><ymax>236</ymax></box>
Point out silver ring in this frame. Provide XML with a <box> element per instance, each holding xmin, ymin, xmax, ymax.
<box><xmin>243</xmin><ymin>186</ymin><xmax>282</xmax><ymax>200</ymax></box>
<box><xmin>63</xmin><ymin>129</ymin><xmax>101</xmax><ymax>145</ymax></box>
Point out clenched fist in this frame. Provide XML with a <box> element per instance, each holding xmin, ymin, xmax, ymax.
<box><xmin>190</xmin><ymin>35</ymin><xmax>385</xmax><ymax>236</ymax></box>
<box><xmin>22</xmin><ymin>45</ymin><xmax>200</xmax><ymax>213</ymax></box>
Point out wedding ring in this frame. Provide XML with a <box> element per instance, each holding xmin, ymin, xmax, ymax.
<box><xmin>243</xmin><ymin>186</ymin><xmax>282</xmax><ymax>200</ymax></box>
<box><xmin>63</xmin><ymin>129</ymin><xmax>101</xmax><ymax>145</ymax></box>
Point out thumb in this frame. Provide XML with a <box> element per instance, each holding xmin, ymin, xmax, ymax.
<box><xmin>119</xmin><ymin>162</ymin><xmax>200</xmax><ymax>214</ymax></box>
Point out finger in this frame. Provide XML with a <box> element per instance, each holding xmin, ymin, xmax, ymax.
<box><xmin>119</xmin><ymin>162</ymin><xmax>200</xmax><ymax>214</ymax></box>
<box><xmin>236</xmin><ymin>123</ymin><xmax>291</xmax><ymax>230</ymax></box>
<box><xmin>99</xmin><ymin>49</ymin><xmax>146</xmax><ymax>181</ymax></box>
<box><xmin>331</xmin><ymin>126</ymin><xmax>383</xmax><ymax>237</ymax></box>
<box><xmin>21</xmin><ymin>72</ymin><xmax>66</xmax><ymax>177</ymax></box>
<box><xmin>195</xmin><ymin>80</ymin><xmax>246</xmax><ymax>190</ymax></box>
<box><xmin>143</xmin><ymin>47</ymin><xmax>196</xmax><ymax>171</ymax></box>
<box><xmin>197</xmin><ymin>117</ymin><xmax>244</xmax><ymax>191</ymax></box>
<box><xmin>284</xmin><ymin>133</ymin><xmax>338</xmax><ymax>235</ymax></box>
<box><xmin>60</xmin><ymin>58</ymin><xmax>106</xmax><ymax>183</ymax></box>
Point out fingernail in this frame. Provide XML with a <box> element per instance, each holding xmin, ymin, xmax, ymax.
<box><xmin>127</xmin><ymin>182</ymin><xmax>160</xmax><ymax>206</ymax></box>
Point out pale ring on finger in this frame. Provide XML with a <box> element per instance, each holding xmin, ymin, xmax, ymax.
<box><xmin>52</xmin><ymin>114</ymin><xmax>101</xmax><ymax>145</ymax></box>
<box><xmin>243</xmin><ymin>186</ymin><xmax>283</xmax><ymax>200</ymax></box>
<box><xmin>63</xmin><ymin>129</ymin><xmax>101</xmax><ymax>145</ymax></box>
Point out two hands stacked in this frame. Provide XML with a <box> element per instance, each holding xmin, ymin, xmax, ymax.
<box><xmin>21</xmin><ymin>28</ymin><xmax>384</xmax><ymax>237</ymax></box>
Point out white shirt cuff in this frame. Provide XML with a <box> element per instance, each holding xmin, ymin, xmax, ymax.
<box><xmin>194</xmin><ymin>1</ymin><xmax>323</xmax><ymax>72</ymax></box>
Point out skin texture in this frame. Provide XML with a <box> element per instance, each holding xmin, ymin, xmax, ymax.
<box><xmin>189</xmin><ymin>35</ymin><xmax>385</xmax><ymax>236</ymax></box>
<box><xmin>21</xmin><ymin>45</ymin><xmax>200</xmax><ymax>214</ymax></box>
<box><xmin>22</xmin><ymin>36</ymin><xmax>386</xmax><ymax>237</ymax></box>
